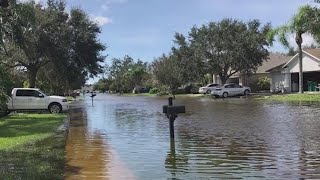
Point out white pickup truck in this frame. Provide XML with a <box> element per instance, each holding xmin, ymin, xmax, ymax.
<box><xmin>6</xmin><ymin>88</ymin><xmax>69</xmax><ymax>113</ymax></box>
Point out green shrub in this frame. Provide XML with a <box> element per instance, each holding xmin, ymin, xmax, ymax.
<box><xmin>250</xmin><ymin>77</ymin><xmax>270</xmax><ymax>92</ymax></box>
<box><xmin>257</xmin><ymin>77</ymin><xmax>271</xmax><ymax>90</ymax></box>
<box><xmin>149</xmin><ymin>88</ymin><xmax>159</xmax><ymax>94</ymax></box>
<box><xmin>174</xmin><ymin>88</ymin><xmax>185</xmax><ymax>94</ymax></box>
<box><xmin>184</xmin><ymin>85</ymin><xmax>192</xmax><ymax>94</ymax></box>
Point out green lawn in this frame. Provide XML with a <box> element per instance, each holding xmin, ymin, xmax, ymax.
<box><xmin>123</xmin><ymin>93</ymin><xmax>157</xmax><ymax>97</ymax></box>
<box><xmin>0</xmin><ymin>114</ymin><xmax>66</xmax><ymax>179</ymax></box>
<box><xmin>122</xmin><ymin>93</ymin><xmax>205</xmax><ymax>98</ymax></box>
<box><xmin>264</xmin><ymin>93</ymin><xmax>320</xmax><ymax>102</ymax></box>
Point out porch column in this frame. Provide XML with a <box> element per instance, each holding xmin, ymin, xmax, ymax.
<box><xmin>212</xmin><ymin>74</ymin><xmax>221</xmax><ymax>84</ymax></box>
<box><xmin>270</xmin><ymin>73</ymin><xmax>276</xmax><ymax>93</ymax></box>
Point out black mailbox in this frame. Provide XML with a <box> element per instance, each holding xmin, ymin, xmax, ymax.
<box><xmin>163</xmin><ymin>97</ymin><xmax>186</xmax><ymax>139</ymax></box>
<box><xmin>163</xmin><ymin>105</ymin><xmax>186</xmax><ymax>114</ymax></box>
<box><xmin>167</xmin><ymin>106</ymin><xmax>185</xmax><ymax>114</ymax></box>
<box><xmin>163</xmin><ymin>105</ymin><xmax>168</xmax><ymax>114</ymax></box>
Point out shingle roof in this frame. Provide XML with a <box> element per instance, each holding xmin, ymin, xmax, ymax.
<box><xmin>257</xmin><ymin>53</ymin><xmax>293</xmax><ymax>73</ymax></box>
<box><xmin>265</xmin><ymin>49</ymin><xmax>320</xmax><ymax>72</ymax></box>
<box><xmin>304</xmin><ymin>48</ymin><xmax>320</xmax><ymax>59</ymax></box>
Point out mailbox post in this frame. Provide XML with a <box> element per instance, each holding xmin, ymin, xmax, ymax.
<box><xmin>163</xmin><ymin>97</ymin><xmax>185</xmax><ymax>139</ymax></box>
<box><xmin>90</xmin><ymin>92</ymin><xmax>96</xmax><ymax>105</ymax></box>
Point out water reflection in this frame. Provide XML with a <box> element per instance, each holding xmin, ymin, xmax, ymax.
<box><xmin>65</xmin><ymin>102</ymin><xmax>136</xmax><ymax>180</ymax></box>
<box><xmin>66</xmin><ymin>94</ymin><xmax>320</xmax><ymax>179</ymax></box>
<box><xmin>165</xmin><ymin>139</ymin><xmax>189</xmax><ymax>179</ymax></box>
<box><xmin>65</xmin><ymin>104</ymin><xmax>111</xmax><ymax>179</ymax></box>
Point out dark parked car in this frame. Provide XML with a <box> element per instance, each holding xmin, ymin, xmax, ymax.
<box><xmin>133</xmin><ymin>87</ymin><xmax>149</xmax><ymax>93</ymax></box>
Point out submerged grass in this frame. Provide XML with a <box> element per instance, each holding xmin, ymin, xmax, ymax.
<box><xmin>262</xmin><ymin>93</ymin><xmax>320</xmax><ymax>102</ymax></box>
<box><xmin>122</xmin><ymin>93</ymin><xmax>205</xmax><ymax>98</ymax></box>
<box><xmin>123</xmin><ymin>93</ymin><xmax>157</xmax><ymax>97</ymax></box>
<box><xmin>0</xmin><ymin>113</ymin><xmax>67</xmax><ymax>179</ymax></box>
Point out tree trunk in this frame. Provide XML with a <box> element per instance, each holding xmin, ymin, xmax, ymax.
<box><xmin>170</xmin><ymin>87</ymin><xmax>176</xmax><ymax>99</ymax></box>
<box><xmin>219</xmin><ymin>75</ymin><xmax>228</xmax><ymax>84</ymax></box>
<box><xmin>296</xmin><ymin>32</ymin><xmax>303</xmax><ymax>94</ymax></box>
<box><xmin>28</xmin><ymin>67</ymin><xmax>38</xmax><ymax>88</ymax></box>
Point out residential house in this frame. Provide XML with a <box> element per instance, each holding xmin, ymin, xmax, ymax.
<box><xmin>212</xmin><ymin>53</ymin><xmax>292</xmax><ymax>89</ymax></box>
<box><xmin>266</xmin><ymin>49</ymin><xmax>320</xmax><ymax>92</ymax></box>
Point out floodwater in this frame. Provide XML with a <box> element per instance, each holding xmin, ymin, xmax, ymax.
<box><xmin>65</xmin><ymin>94</ymin><xmax>320</xmax><ymax>179</ymax></box>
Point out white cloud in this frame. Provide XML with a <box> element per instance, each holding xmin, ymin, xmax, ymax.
<box><xmin>101</xmin><ymin>4</ymin><xmax>109</xmax><ymax>11</ymax></box>
<box><xmin>288</xmin><ymin>33</ymin><xmax>318</xmax><ymax>48</ymax></box>
<box><xmin>100</xmin><ymin>0</ymin><xmax>128</xmax><ymax>12</ymax></box>
<box><xmin>92</xmin><ymin>16</ymin><xmax>112</xmax><ymax>26</ymax></box>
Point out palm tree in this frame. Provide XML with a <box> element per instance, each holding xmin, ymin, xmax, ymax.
<box><xmin>267</xmin><ymin>5</ymin><xmax>319</xmax><ymax>93</ymax></box>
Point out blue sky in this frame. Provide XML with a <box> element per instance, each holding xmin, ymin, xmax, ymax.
<box><xmin>31</xmin><ymin>0</ymin><xmax>318</xmax><ymax>83</ymax></box>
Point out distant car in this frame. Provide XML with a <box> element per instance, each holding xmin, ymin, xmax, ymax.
<box><xmin>75</xmin><ymin>91</ymin><xmax>80</xmax><ymax>96</ymax></box>
<box><xmin>133</xmin><ymin>87</ymin><xmax>149</xmax><ymax>94</ymax></box>
<box><xmin>198</xmin><ymin>83</ymin><xmax>220</xmax><ymax>94</ymax></box>
<box><xmin>211</xmin><ymin>84</ymin><xmax>251</xmax><ymax>98</ymax></box>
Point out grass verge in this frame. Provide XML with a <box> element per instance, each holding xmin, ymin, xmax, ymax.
<box><xmin>123</xmin><ymin>93</ymin><xmax>157</xmax><ymax>97</ymax></box>
<box><xmin>261</xmin><ymin>93</ymin><xmax>320</xmax><ymax>102</ymax></box>
<box><xmin>0</xmin><ymin>114</ymin><xmax>67</xmax><ymax>179</ymax></box>
<box><xmin>122</xmin><ymin>93</ymin><xmax>205</xmax><ymax>98</ymax></box>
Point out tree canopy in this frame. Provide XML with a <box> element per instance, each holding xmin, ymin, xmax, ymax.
<box><xmin>151</xmin><ymin>54</ymin><xmax>182</xmax><ymax>94</ymax></box>
<box><xmin>94</xmin><ymin>56</ymin><xmax>148</xmax><ymax>93</ymax></box>
<box><xmin>170</xmin><ymin>18</ymin><xmax>270</xmax><ymax>84</ymax></box>
<box><xmin>0</xmin><ymin>0</ymin><xmax>105</xmax><ymax>94</ymax></box>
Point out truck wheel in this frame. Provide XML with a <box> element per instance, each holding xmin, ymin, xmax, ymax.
<box><xmin>49</xmin><ymin>103</ymin><xmax>62</xmax><ymax>114</ymax></box>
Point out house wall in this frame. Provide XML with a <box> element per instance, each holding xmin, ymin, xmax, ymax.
<box><xmin>270</xmin><ymin>68</ymin><xmax>291</xmax><ymax>93</ymax></box>
<box><xmin>239</xmin><ymin>73</ymin><xmax>270</xmax><ymax>86</ymax></box>
<box><xmin>212</xmin><ymin>74</ymin><xmax>239</xmax><ymax>84</ymax></box>
<box><xmin>270</xmin><ymin>72</ymin><xmax>284</xmax><ymax>92</ymax></box>
<box><xmin>287</xmin><ymin>54</ymin><xmax>320</xmax><ymax>73</ymax></box>
<box><xmin>212</xmin><ymin>74</ymin><xmax>221</xmax><ymax>84</ymax></box>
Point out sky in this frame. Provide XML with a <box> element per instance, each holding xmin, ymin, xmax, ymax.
<box><xmin>27</xmin><ymin>0</ymin><xmax>318</xmax><ymax>84</ymax></box>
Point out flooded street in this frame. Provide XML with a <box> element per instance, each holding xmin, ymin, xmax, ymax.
<box><xmin>65</xmin><ymin>94</ymin><xmax>320</xmax><ymax>179</ymax></box>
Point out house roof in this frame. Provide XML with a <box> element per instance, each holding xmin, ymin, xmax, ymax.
<box><xmin>280</xmin><ymin>48</ymin><xmax>320</xmax><ymax>69</ymax></box>
<box><xmin>303</xmin><ymin>48</ymin><xmax>320</xmax><ymax>60</ymax></box>
<box><xmin>266</xmin><ymin>48</ymin><xmax>320</xmax><ymax>72</ymax></box>
<box><xmin>258</xmin><ymin>53</ymin><xmax>292</xmax><ymax>73</ymax></box>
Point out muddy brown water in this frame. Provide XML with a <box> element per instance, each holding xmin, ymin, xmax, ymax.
<box><xmin>65</xmin><ymin>94</ymin><xmax>320</xmax><ymax>179</ymax></box>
